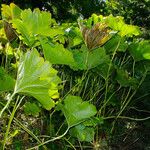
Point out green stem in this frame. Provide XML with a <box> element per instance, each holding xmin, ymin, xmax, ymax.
<box><xmin>0</xmin><ymin>92</ymin><xmax>16</xmax><ymax>118</ymax></box>
<box><xmin>111</xmin><ymin>70</ymin><xmax>147</xmax><ymax>133</ymax></box>
<box><xmin>27</xmin><ymin>127</ymin><xmax>70</xmax><ymax>150</ymax></box>
<box><xmin>14</xmin><ymin>118</ymin><xmax>47</xmax><ymax>150</ymax></box>
<box><xmin>2</xmin><ymin>95</ymin><xmax>24</xmax><ymax>150</ymax></box>
<box><xmin>104</xmin><ymin>116</ymin><xmax>150</xmax><ymax>121</ymax></box>
<box><xmin>103</xmin><ymin>40</ymin><xmax>121</xmax><ymax>116</ymax></box>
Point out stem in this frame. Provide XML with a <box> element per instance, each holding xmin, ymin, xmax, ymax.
<box><xmin>103</xmin><ymin>40</ymin><xmax>121</xmax><ymax>116</ymax></box>
<box><xmin>0</xmin><ymin>92</ymin><xmax>16</xmax><ymax>118</ymax></box>
<box><xmin>27</xmin><ymin>127</ymin><xmax>70</xmax><ymax>150</ymax></box>
<box><xmin>111</xmin><ymin>70</ymin><xmax>147</xmax><ymax>133</ymax></box>
<box><xmin>14</xmin><ymin>118</ymin><xmax>47</xmax><ymax>150</ymax></box>
<box><xmin>2</xmin><ymin>96</ymin><xmax>25</xmax><ymax>150</ymax></box>
<box><xmin>104</xmin><ymin>116</ymin><xmax>150</xmax><ymax>121</ymax></box>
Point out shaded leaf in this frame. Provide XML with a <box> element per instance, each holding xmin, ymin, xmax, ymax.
<box><xmin>72</xmin><ymin>45</ymin><xmax>110</xmax><ymax>70</ymax></box>
<box><xmin>24</xmin><ymin>102</ymin><xmax>41</xmax><ymax>116</ymax></box>
<box><xmin>116</xmin><ymin>68</ymin><xmax>138</xmax><ymax>88</ymax></box>
<box><xmin>0</xmin><ymin>67</ymin><xmax>15</xmax><ymax>92</ymax></box>
<box><xmin>60</xmin><ymin>95</ymin><xmax>97</xmax><ymax>127</ymax></box>
<box><xmin>70</xmin><ymin>124</ymin><xmax>95</xmax><ymax>142</ymax></box>
<box><xmin>104</xmin><ymin>35</ymin><xmax>128</xmax><ymax>53</ymax></box>
<box><xmin>14</xmin><ymin>49</ymin><xmax>61</xmax><ymax>110</ymax></box>
<box><xmin>65</xmin><ymin>26</ymin><xmax>83</xmax><ymax>47</ymax></box>
<box><xmin>129</xmin><ymin>40</ymin><xmax>150</xmax><ymax>61</ymax></box>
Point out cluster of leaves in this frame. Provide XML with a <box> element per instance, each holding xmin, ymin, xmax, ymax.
<box><xmin>0</xmin><ymin>3</ymin><xmax>150</xmax><ymax>149</ymax></box>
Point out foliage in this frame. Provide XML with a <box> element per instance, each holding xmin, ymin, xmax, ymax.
<box><xmin>59</xmin><ymin>95</ymin><xmax>97</xmax><ymax>127</ymax></box>
<box><xmin>0</xmin><ymin>67</ymin><xmax>15</xmax><ymax>92</ymax></box>
<box><xmin>14</xmin><ymin>49</ymin><xmax>61</xmax><ymax>110</ymax></box>
<box><xmin>24</xmin><ymin>102</ymin><xmax>41</xmax><ymax>116</ymax></box>
<box><xmin>0</xmin><ymin>3</ymin><xmax>150</xmax><ymax>150</ymax></box>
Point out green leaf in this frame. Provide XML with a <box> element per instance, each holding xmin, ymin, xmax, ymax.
<box><xmin>0</xmin><ymin>67</ymin><xmax>15</xmax><ymax>92</ymax></box>
<box><xmin>24</xmin><ymin>102</ymin><xmax>41</xmax><ymax>116</ymax></box>
<box><xmin>129</xmin><ymin>40</ymin><xmax>150</xmax><ymax>61</ymax></box>
<box><xmin>70</xmin><ymin>124</ymin><xmax>95</xmax><ymax>142</ymax></box>
<box><xmin>1</xmin><ymin>3</ymin><xmax>22</xmax><ymax>20</ymax></box>
<box><xmin>65</xmin><ymin>26</ymin><xmax>83</xmax><ymax>47</ymax></box>
<box><xmin>14</xmin><ymin>49</ymin><xmax>61</xmax><ymax>110</ymax></box>
<box><xmin>83</xmin><ymin>117</ymin><xmax>104</xmax><ymax>127</ymax></box>
<box><xmin>104</xmin><ymin>15</ymin><xmax>141</xmax><ymax>37</ymax></box>
<box><xmin>115</xmin><ymin>68</ymin><xmax>138</xmax><ymax>88</ymax></box>
<box><xmin>79</xmin><ymin>14</ymin><xmax>141</xmax><ymax>37</ymax></box>
<box><xmin>104</xmin><ymin>35</ymin><xmax>128</xmax><ymax>53</ymax></box>
<box><xmin>40</xmin><ymin>38</ymin><xmax>75</xmax><ymax>66</ymax></box>
<box><xmin>12</xmin><ymin>8</ymin><xmax>62</xmax><ymax>46</ymax></box>
<box><xmin>60</xmin><ymin>95</ymin><xmax>97</xmax><ymax>127</ymax></box>
<box><xmin>72</xmin><ymin>45</ymin><xmax>110</xmax><ymax>70</ymax></box>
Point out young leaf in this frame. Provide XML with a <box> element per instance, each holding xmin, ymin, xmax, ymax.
<box><xmin>60</xmin><ymin>95</ymin><xmax>97</xmax><ymax>127</ymax></box>
<box><xmin>14</xmin><ymin>49</ymin><xmax>61</xmax><ymax>110</ymax></box>
<box><xmin>0</xmin><ymin>67</ymin><xmax>15</xmax><ymax>92</ymax></box>
<box><xmin>70</xmin><ymin>124</ymin><xmax>95</xmax><ymax>142</ymax></box>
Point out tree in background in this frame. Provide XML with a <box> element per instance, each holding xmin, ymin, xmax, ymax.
<box><xmin>1</xmin><ymin>0</ymin><xmax>149</xmax><ymax>29</ymax></box>
<box><xmin>106</xmin><ymin>0</ymin><xmax>150</xmax><ymax>29</ymax></box>
<box><xmin>0</xmin><ymin>0</ymin><xmax>107</xmax><ymax>22</ymax></box>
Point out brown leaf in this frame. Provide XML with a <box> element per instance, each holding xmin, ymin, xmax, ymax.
<box><xmin>81</xmin><ymin>23</ymin><xmax>112</xmax><ymax>50</ymax></box>
<box><xmin>4</xmin><ymin>21</ymin><xmax>17</xmax><ymax>42</ymax></box>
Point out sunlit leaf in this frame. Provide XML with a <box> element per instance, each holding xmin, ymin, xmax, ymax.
<box><xmin>1</xmin><ymin>3</ymin><xmax>22</xmax><ymax>20</ymax></box>
<box><xmin>59</xmin><ymin>95</ymin><xmax>97</xmax><ymax>127</ymax></box>
<box><xmin>12</xmin><ymin>8</ymin><xmax>62</xmax><ymax>46</ymax></box>
<box><xmin>104</xmin><ymin>15</ymin><xmax>141</xmax><ymax>37</ymax></box>
<box><xmin>80</xmin><ymin>22</ymin><xmax>113</xmax><ymax>50</ymax></box>
<box><xmin>40</xmin><ymin>38</ymin><xmax>75</xmax><ymax>66</ymax></box>
<box><xmin>80</xmin><ymin>14</ymin><xmax>141</xmax><ymax>37</ymax></box>
<box><xmin>14</xmin><ymin>49</ymin><xmax>61</xmax><ymax>110</ymax></box>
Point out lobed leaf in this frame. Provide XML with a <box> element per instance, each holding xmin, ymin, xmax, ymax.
<box><xmin>40</xmin><ymin>38</ymin><xmax>75</xmax><ymax>66</ymax></box>
<box><xmin>14</xmin><ymin>49</ymin><xmax>61</xmax><ymax>110</ymax></box>
<box><xmin>12</xmin><ymin>8</ymin><xmax>63</xmax><ymax>46</ymax></box>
